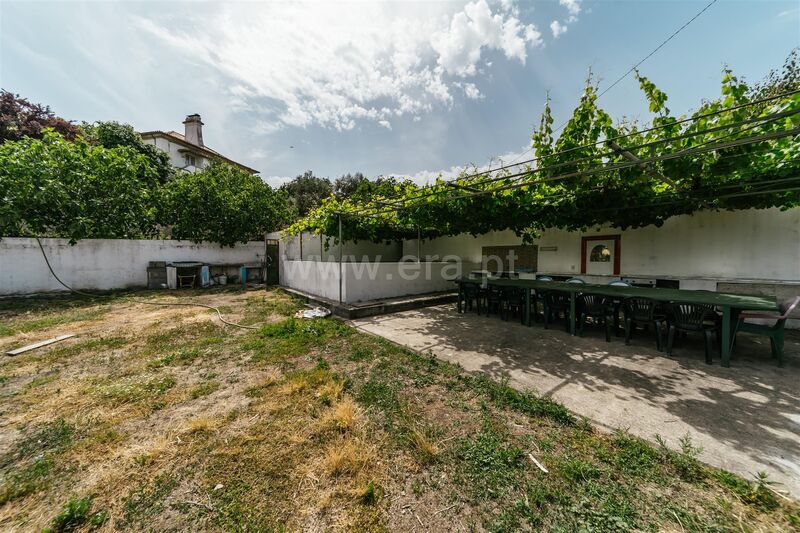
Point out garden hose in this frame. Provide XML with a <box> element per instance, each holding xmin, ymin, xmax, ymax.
<box><xmin>34</xmin><ymin>237</ymin><xmax>259</xmax><ymax>330</ymax></box>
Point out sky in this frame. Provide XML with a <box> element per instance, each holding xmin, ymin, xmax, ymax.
<box><xmin>1</xmin><ymin>0</ymin><xmax>798</xmax><ymax>187</ymax></box>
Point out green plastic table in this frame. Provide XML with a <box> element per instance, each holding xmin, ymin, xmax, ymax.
<box><xmin>456</xmin><ymin>277</ymin><xmax>779</xmax><ymax>367</ymax></box>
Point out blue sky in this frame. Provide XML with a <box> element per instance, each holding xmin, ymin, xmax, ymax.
<box><xmin>1</xmin><ymin>1</ymin><xmax>798</xmax><ymax>186</ymax></box>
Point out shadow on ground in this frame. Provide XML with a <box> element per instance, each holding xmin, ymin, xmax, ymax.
<box><xmin>353</xmin><ymin>305</ymin><xmax>800</xmax><ymax>497</ymax></box>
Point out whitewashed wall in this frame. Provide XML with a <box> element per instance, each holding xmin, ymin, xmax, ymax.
<box><xmin>403</xmin><ymin>230</ymin><xmax>520</xmax><ymax>264</ymax></box>
<box><xmin>280</xmin><ymin>260</ymin><xmax>343</xmax><ymax>301</ymax></box>
<box><xmin>0</xmin><ymin>238</ymin><xmax>265</xmax><ymax>295</ymax></box>
<box><xmin>623</xmin><ymin>209</ymin><xmax>800</xmax><ymax>280</ymax></box>
<box><xmin>280</xmin><ymin>259</ymin><xmax>479</xmax><ymax>304</ymax></box>
<box><xmin>282</xmin><ymin>232</ymin><xmax>402</xmax><ymax>262</ymax></box>
<box><xmin>143</xmin><ymin>136</ymin><xmax>209</xmax><ymax>172</ymax></box>
<box><xmin>404</xmin><ymin>208</ymin><xmax>800</xmax><ymax>282</ymax></box>
<box><xmin>342</xmin><ymin>261</ymin><xmax>479</xmax><ymax>303</ymax></box>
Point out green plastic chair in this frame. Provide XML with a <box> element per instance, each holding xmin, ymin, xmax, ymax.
<box><xmin>733</xmin><ymin>296</ymin><xmax>799</xmax><ymax>367</ymax></box>
<box><xmin>530</xmin><ymin>276</ymin><xmax>553</xmax><ymax>323</ymax></box>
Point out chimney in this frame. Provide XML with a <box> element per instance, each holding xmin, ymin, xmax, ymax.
<box><xmin>183</xmin><ymin>114</ymin><xmax>204</xmax><ymax>146</ymax></box>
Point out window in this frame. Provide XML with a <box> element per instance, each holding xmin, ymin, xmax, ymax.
<box><xmin>589</xmin><ymin>244</ymin><xmax>611</xmax><ymax>262</ymax></box>
<box><xmin>184</xmin><ymin>154</ymin><xmax>196</xmax><ymax>167</ymax></box>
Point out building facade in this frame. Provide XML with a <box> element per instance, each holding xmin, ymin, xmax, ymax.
<box><xmin>140</xmin><ymin>114</ymin><xmax>258</xmax><ymax>174</ymax></box>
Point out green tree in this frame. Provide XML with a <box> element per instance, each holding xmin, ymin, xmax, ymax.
<box><xmin>158</xmin><ymin>161</ymin><xmax>290</xmax><ymax>246</ymax></box>
<box><xmin>280</xmin><ymin>171</ymin><xmax>333</xmax><ymax>218</ymax></box>
<box><xmin>80</xmin><ymin>121</ymin><xmax>174</xmax><ymax>183</ymax></box>
<box><xmin>0</xmin><ymin>130</ymin><xmax>158</xmax><ymax>242</ymax></box>
<box><xmin>334</xmin><ymin>172</ymin><xmax>368</xmax><ymax>198</ymax></box>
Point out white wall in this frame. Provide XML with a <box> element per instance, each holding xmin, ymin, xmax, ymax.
<box><xmin>282</xmin><ymin>232</ymin><xmax>402</xmax><ymax>262</ymax></box>
<box><xmin>621</xmin><ymin>209</ymin><xmax>800</xmax><ymax>280</ymax></box>
<box><xmin>277</xmin><ymin>208</ymin><xmax>800</xmax><ymax>309</ymax></box>
<box><xmin>280</xmin><ymin>259</ymin><xmax>477</xmax><ymax>304</ymax></box>
<box><xmin>403</xmin><ymin>230</ymin><xmax>521</xmax><ymax>264</ymax></box>
<box><xmin>0</xmin><ymin>238</ymin><xmax>265</xmax><ymax>295</ymax></box>
<box><xmin>342</xmin><ymin>261</ymin><xmax>477</xmax><ymax>303</ymax></box>
<box><xmin>404</xmin><ymin>208</ymin><xmax>800</xmax><ymax>282</ymax></box>
<box><xmin>280</xmin><ymin>260</ymin><xmax>343</xmax><ymax>301</ymax></box>
<box><xmin>143</xmin><ymin>136</ymin><xmax>209</xmax><ymax>172</ymax></box>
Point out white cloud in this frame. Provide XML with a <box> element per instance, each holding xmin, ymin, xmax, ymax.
<box><xmin>463</xmin><ymin>83</ymin><xmax>482</xmax><ymax>99</ymax></box>
<box><xmin>550</xmin><ymin>20</ymin><xmax>568</xmax><ymax>38</ymax></box>
<box><xmin>389</xmin><ymin>145</ymin><xmax>533</xmax><ymax>186</ymax></box>
<box><xmin>136</xmin><ymin>1</ymin><xmax>543</xmax><ymax>132</ymax></box>
<box><xmin>261</xmin><ymin>175</ymin><xmax>294</xmax><ymax>188</ymax></box>
<box><xmin>552</xmin><ymin>0</ymin><xmax>582</xmax><ymax>38</ymax></box>
<box><xmin>560</xmin><ymin>0</ymin><xmax>582</xmax><ymax>18</ymax></box>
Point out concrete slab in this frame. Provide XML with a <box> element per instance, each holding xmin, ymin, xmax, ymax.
<box><xmin>352</xmin><ymin>305</ymin><xmax>800</xmax><ymax>498</ymax></box>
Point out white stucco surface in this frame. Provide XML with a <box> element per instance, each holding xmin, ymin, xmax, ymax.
<box><xmin>405</xmin><ymin>208</ymin><xmax>800</xmax><ymax>282</ymax></box>
<box><xmin>280</xmin><ymin>259</ymin><xmax>478</xmax><ymax>304</ymax></box>
<box><xmin>143</xmin><ymin>136</ymin><xmax>210</xmax><ymax>172</ymax></box>
<box><xmin>342</xmin><ymin>261</ymin><xmax>479</xmax><ymax>303</ymax></box>
<box><xmin>280</xmin><ymin>260</ymin><xmax>343</xmax><ymax>302</ymax></box>
<box><xmin>282</xmin><ymin>232</ymin><xmax>402</xmax><ymax>262</ymax></box>
<box><xmin>0</xmin><ymin>238</ymin><xmax>265</xmax><ymax>295</ymax></box>
<box><xmin>404</xmin><ymin>230</ymin><xmax>521</xmax><ymax>264</ymax></box>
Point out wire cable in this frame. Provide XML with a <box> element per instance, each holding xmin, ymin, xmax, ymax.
<box><xmin>34</xmin><ymin>237</ymin><xmax>259</xmax><ymax>330</ymax></box>
<box><xmin>356</xmin><ymin>124</ymin><xmax>800</xmax><ymax>217</ymax></box>
<box><xmin>502</xmin><ymin>0</ymin><xmax>719</xmax><ymax>169</ymax></box>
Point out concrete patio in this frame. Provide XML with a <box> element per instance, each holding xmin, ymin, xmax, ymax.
<box><xmin>352</xmin><ymin>304</ymin><xmax>800</xmax><ymax>498</ymax></box>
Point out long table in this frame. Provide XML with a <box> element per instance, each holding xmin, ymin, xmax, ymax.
<box><xmin>456</xmin><ymin>277</ymin><xmax>779</xmax><ymax>367</ymax></box>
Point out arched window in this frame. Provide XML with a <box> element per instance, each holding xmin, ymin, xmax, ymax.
<box><xmin>589</xmin><ymin>244</ymin><xmax>611</xmax><ymax>262</ymax></box>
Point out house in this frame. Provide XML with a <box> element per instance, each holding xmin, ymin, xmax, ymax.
<box><xmin>140</xmin><ymin>114</ymin><xmax>258</xmax><ymax>174</ymax></box>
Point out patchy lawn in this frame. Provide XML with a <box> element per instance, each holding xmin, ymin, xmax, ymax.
<box><xmin>0</xmin><ymin>288</ymin><xmax>797</xmax><ymax>531</ymax></box>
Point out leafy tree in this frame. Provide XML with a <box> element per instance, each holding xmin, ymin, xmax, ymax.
<box><xmin>80</xmin><ymin>121</ymin><xmax>174</xmax><ymax>183</ymax></box>
<box><xmin>159</xmin><ymin>161</ymin><xmax>290</xmax><ymax>246</ymax></box>
<box><xmin>0</xmin><ymin>90</ymin><xmax>79</xmax><ymax>143</ymax></box>
<box><xmin>280</xmin><ymin>171</ymin><xmax>333</xmax><ymax>218</ymax></box>
<box><xmin>334</xmin><ymin>172</ymin><xmax>368</xmax><ymax>198</ymax></box>
<box><xmin>0</xmin><ymin>130</ymin><xmax>159</xmax><ymax>242</ymax></box>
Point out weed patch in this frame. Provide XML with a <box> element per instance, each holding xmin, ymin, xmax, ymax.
<box><xmin>609</xmin><ymin>429</ymin><xmax>662</xmax><ymax>479</ymax></box>
<box><xmin>120</xmin><ymin>471</ymin><xmax>180</xmax><ymax>528</ymax></box>
<box><xmin>23</xmin><ymin>371</ymin><xmax>60</xmax><ymax>391</ymax></box>
<box><xmin>0</xmin><ymin>456</ymin><xmax>56</xmax><ymax>504</ymax></box>
<box><xmin>190</xmin><ymin>381</ymin><xmax>220</xmax><ymax>399</ymax></box>
<box><xmin>456</xmin><ymin>428</ymin><xmax>524</xmax><ymax>500</ymax></box>
<box><xmin>94</xmin><ymin>374</ymin><xmax>176</xmax><ymax>405</ymax></box>
<box><xmin>467</xmin><ymin>374</ymin><xmax>575</xmax><ymax>426</ymax></box>
<box><xmin>0</xmin><ymin>308</ymin><xmax>107</xmax><ymax>337</ymax></box>
<box><xmin>0</xmin><ymin>419</ymin><xmax>74</xmax><ymax>468</ymax></box>
<box><xmin>42</xmin><ymin>495</ymin><xmax>107</xmax><ymax>532</ymax></box>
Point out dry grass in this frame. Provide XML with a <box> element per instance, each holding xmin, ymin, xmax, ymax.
<box><xmin>323</xmin><ymin>396</ymin><xmax>363</xmax><ymax>432</ymax></box>
<box><xmin>410</xmin><ymin>427</ymin><xmax>439</xmax><ymax>463</ymax></box>
<box><xmin>184</xmin><ymin>417</ymin><xmax>218</xmax><ymax>435</ymax></box>
<box><xmin>322</xmin><ymin>436</ymin><xmax>375</xmax><ymax>478</ymax></box>
<box><xmin>0</xmin><ymin>288</ymin><xmax>797</xmax><ymax>532</ymax></box>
